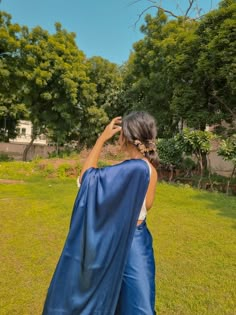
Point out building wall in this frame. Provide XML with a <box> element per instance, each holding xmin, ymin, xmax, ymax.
<box><xmin>9</xmin><ymin>120</ymin><xmax>47</xmax><ymax>145</ymax></box>
<box><xmin>208</xmin><ymin>139</ymin><xmax>234</xmax><ymax>177</ymax></box>
<box><xmin>0</xmin><ymin>142</ymin><xmax>56</xmax><ymax>160</ymax></box>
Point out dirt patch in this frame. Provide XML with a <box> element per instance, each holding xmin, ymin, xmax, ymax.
<box><xmin>37</xmin><ymin>158</ymin><xmax>122</xmax><ymax>169</ymax></box>
<box><xmin>37</xmin><ymin>158</ymin><xmax>80</xmax><ymax>168</ymax></box>
<box><xmin>0</xmin><ymin>179</ymin><xmax>25</xmax><ymax>184</ymax></box>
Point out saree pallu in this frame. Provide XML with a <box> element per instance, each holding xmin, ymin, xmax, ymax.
<box><xmin>42</xmin><ymin>159</ymin><xmax>155</xmax><ymax>315</ymax></box>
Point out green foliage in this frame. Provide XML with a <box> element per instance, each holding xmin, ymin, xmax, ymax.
<box><xmin>0</xmin><ymin>12</ymin><xmax>28</xmax><ymax>140</ymax></box>
<box><xmin>48</xmin><ymin>148</ymin><xmax>77</xmax><ymax>159</ymax></box>
<box><xmin>0</xmin><ymin>13</ymin><xmax>127</xmax><ymax>147</ymax></box>
<box><xmin>175</xmin><ymin>129</ymin><xmax>212</xmax><ymax>157</ymax></box>
<box><xmin>79</xmin><ymin>105</ymin><xmax>109</xmax><ymax>147</ymax></box>
<box><xmin>77</xmin><ymin>56</ymin><xmax>129</xmax><ymax>146</ymax></box>
<box><xmin>57</xmin><ymin>163</ymin><xmax>71</xmax><ymax>179</ymax></box>
<box><xmin>37</xmin><ymin>163</ymin><xmax>55</xmax><ymax>177</ymax></box>
<box><xmin>0</xmin><ymin>153</ymin><xmax>13</xmax><ymax>161</ymax></box>
<box><xmin>19</xmin><ymin>23</ymin><xmax>94</xmax><ymax>145</ymax></box>
<box><xmin>157</xmin><ymin>137</ymin><xmax>183</xmax><ymax>168</ymax></box>
<box><xmin>196</xmin><ymin>1</ymin><xmax>236</xmax><ymax>127</ymax></box>
<box><xmin>175</xmin><ymin>129</ymin><xmax>212</xmax><ymax>182</ymax></box>
<box><xmin>1</xmin><ymin>1</ymin><xmax>235</xmax><ymax>149</ymax></box>
<box><xmin>0</xmin><ymin>159</ymin><xmax>83</xmax><ymax>180</ymax></box>
<box><xmin>123</xmin><ymin>11</ymin><xmax>199</xmax><ymax>136</ymax></box>
<box><xmin>0</xmin><ymin>160</ymin><xmax>36</xmax><ymax>179</ymax></box>
<box><xmin>208</xmin><ymin>171</ymin><xmax>236</xmax><ymax>185</ymax></box>
<box><xmin>218</xmin><ymin>134</ymin><xmax>236</xmax><ymax>164</ymax></box>
<box><xmin>180</xmin><ymin>157</ymin><xmax>197</xmax><ymax>174</ymax></box>
<box><xmin>87</xmin><ymin>56</ymin><xmax>123</xmax><ymax>112</ymax></box>
<box><xmin>123</xmin><ymin>2</ymin><xmax>236</xmax><ymax>135</ymax></box>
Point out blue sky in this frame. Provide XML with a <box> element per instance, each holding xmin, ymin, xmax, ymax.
<box><xmin>1</xmin><ymin>0</ymin><xmax>220</xmax><ymax>64</ymax></box>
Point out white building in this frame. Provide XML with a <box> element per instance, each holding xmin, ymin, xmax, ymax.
<box><xmin>10</xmin><ymin>120</ymin><xmax>47</xmax><ymax>145</ymax></box>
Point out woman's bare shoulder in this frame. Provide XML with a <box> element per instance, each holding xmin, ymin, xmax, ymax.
<box><xmin>142</xmin><ymin>159</ymin><xmax>157</xmax><ymax>179</ymax></box>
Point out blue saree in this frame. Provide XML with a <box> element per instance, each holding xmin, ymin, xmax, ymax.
<box><xmin>42</xmin><ymin>159</ymin><xmax>155</xmax><ymax>315</ymax></box>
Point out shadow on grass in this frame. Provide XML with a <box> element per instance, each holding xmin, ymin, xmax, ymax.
<box><xmin>193</xmin><ymin>190</ymin><xmax>236</xmax><ymax>229</ymax></box>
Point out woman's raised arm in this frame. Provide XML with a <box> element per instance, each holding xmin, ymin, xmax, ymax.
<box><xmin>79</xmin><ymin>117</ymin><xmax>122</xmax><ymax>183</ymax></box>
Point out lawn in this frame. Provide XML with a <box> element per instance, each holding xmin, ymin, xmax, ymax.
<box><xmin>0</xmin><ymin>161</ymin><xmax>235</xmax><ymax>314</ymax></box>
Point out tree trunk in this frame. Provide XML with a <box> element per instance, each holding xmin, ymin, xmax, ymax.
<box><xmin>198</xmin><ymin>156</ymin><xmax>204</xmax><ymax>189</ymax></box>
<box><xmin>226</xmin><ymin>164</ymin><xmax>236</xmax><ymax>195</ymax></box>
<box><xmin>169</xmin><ymin>165</ymin><xmax>174</xmax><ymax>182</ymax></box>
<box><xmin>22</xmin><ymin>135</ymin><xmax>36</xmax><ymax>161</ymax></box>
<box><xmin>202</xmin><ymin>152</ymin><xmax>208</xmax><ymax>172</ymax></box>
<box><xmin>207</xmin><ymin>154</ymin><xmax>214</xmax><ymax>191</ymax></box>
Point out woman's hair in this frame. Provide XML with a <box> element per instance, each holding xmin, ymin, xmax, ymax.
<box><xmin>122</xmin><ymin>111</ymin><xmax>159</xmax><ymax>168</ymax></box>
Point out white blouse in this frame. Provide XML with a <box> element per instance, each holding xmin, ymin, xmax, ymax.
<box><xmin>138</xmin><ymin>159</ymin><xmax>152</xmax><ymax>221</ymax></box>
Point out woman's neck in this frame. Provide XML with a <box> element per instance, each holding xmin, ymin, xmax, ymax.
<box><xmin>127</xmin><ymin>147</ymin><xmax>144</xmax><ymax>159</ymax></box>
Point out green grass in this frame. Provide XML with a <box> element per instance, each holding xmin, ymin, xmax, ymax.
<box><xmin>0</xmin><ymin>162</ymin><xmax>235</xmax><ymax>314</ymax></box>
<box><xmin>150</xmin><ymin>183</ymin><xmax>236</xmax><ymax>314</ymax></box>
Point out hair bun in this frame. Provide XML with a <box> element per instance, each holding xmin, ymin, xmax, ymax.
<box><xmin>134</xmin><ymin>139</ymin><xmax>156</xmax><ymax>155</ymax></box>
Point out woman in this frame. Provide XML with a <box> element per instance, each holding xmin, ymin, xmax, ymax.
<box><xmin>42</xmin><ymin>111</ymin><xmax>158</xmax><ymax>315</ymax></box>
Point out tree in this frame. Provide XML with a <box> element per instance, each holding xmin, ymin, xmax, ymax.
<box><xmin>196</xmin><ymin>0</ymin><xmax>236</xmax><ymax>130</ymax></box>
<box><xmin>76</xmin><ymin>56</ymin><xmax>130</xmax><ymax>147</ymax></box>
<box><xmin>124</xmin><ymin>10</ymin><xmax>198</xmax><ymax>136</ymax></box>
<box><xmin>167</xmin><ymin>0</ymin><xmax>236</xmax><ymax>131</ymax></box>
<box><xmin>19</xmin><ymin>23</ymin><xmax>94</xmax><ymax>159</ymax></box>
<box><xmin>78</xmin><ymin>106</ymin><xmax>109</xmax><ymax>147</ymax></box>
<box><xmin>124</xmin><ymin>0</ymin><xmax>235</xmax><ymax>138</ymax></box>
<box><xmin>0</xmin><ymin>11</ymin><xmax>28</xmax><ymax>141</ymax></box>
<box><xmin>175</xmin><ymin>129</ymin><xmax>212</xmax><ymax>187</ymax></box>
<box><xmin>86</xmin><ymin>56</ymin><xmax>129</xmax><ymax>118</ymax></box>
<box><xmin>157</xmin><ymin>137</ymin><xmax>183</xmax><ymax>181</ymax></box>
<box><xmin>0</xmin><ymin>13</ymin><xmax>128</xmax><ymax>152</ymax></box>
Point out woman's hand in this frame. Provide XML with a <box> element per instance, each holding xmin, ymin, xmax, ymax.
<box><xmin>99</xmin><ymin>117</ymin><xmax>122</xmax><ymax>143</ymax></box>
<box><xmin>79</xmin><ymin>117</ymin><xmax>122</xmax><ymax>181</ymax></box>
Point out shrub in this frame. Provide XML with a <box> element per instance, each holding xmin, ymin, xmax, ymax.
<box><xmin>48</xmin><ymin>148</ymin><xmax>77</xmax><ymax>159</ymax></box>
<box><xmin>0</xmin><ymin>153</ymin><xmax>14</xmax><ymax>162</ymax></box>
<box><xmin>57</xmin><ymin>163</ymin><xmax>72</xmax><ymax>179</ymax></box>
<box><xmin>39</xmin><ymin>163</ymin><xmax>55</xmax><ymax>177</ymax></box>
<box><xmin>157</xmin><ymin>138</ymin><xmax>183</xmax><ymax>169</ymax></box>
<box><xmin>180</xmin><ymin>157</ymin><xmax>197</xmax><ymax>176</ymax></box>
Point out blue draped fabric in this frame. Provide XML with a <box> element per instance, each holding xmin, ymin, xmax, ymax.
<box><xmin>115</xmin><ymin>220</ymin><xmax>156</xmax><ymax>315</ymax></box>
<box><xmin>42</xmin><ymin>159</ymin><xmax>152</xmax><ymax>315</ymax></box>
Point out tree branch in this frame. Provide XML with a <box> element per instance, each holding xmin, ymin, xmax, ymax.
<box><xmin>146</xmin><ymin>0</ymin><xmax>180</xmax><ymax>18</ymax></box>
<box><xmin>130</xmin><ymin>0</ymin><xmax>208</xmax><ymax>27</ymax></box>
<box><xmin>131</xmin><ymin>0</ymin><xmax>207</xmax><ymax>27</ymax></box>
<box><xmin>128</xmin><ymin>0</ymin><xmax>143</xmax><ymax>7</ymax></box>
<box><xmin>213</xmin><ymin>93</ymin><xmax>236</xmax><ymax>121</ymax></box>
<box><xmin>133</xmin><ymin>3</ymin><xmax>179</xmax><ymax>27</ymax></box>
<box><xmin>156</xmin><ymin>6</ymin><xmax>179</xmax><ymax>18</ymax></box>
<box><xmin>133</xmin><ymin>6</ymin><xmax>155</xmax><ymax>28</ymax></box>
<box><xmin>185</xmin><ymin>0</ymin><xmax>194</xmax><ymax>17</ymax></box>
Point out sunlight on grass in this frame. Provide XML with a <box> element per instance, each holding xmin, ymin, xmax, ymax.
<box><xmin>0</xmin><ymin>168</ymin><xmax>235</xmax><ymax>314</ymax></box>
<box><xmin>149</xmin><ymin>183</ymin><xmax>236</xmax><ymax>314</ymax></box>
